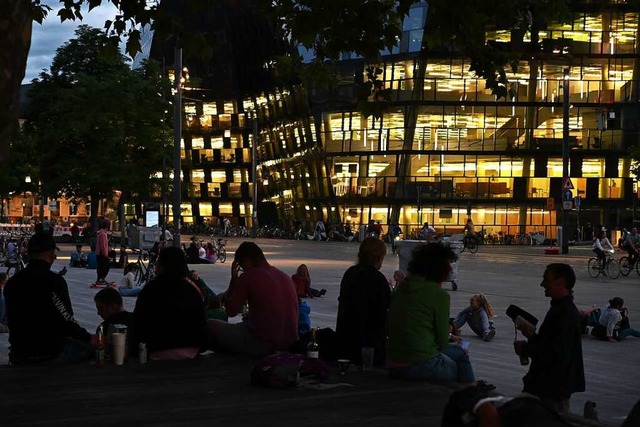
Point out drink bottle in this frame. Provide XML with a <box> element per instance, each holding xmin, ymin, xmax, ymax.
<box><xmin>307</xmin><ymin>328</ymin><xmax>319</xmax><ymax>359</ymax></box>
<box><xmin>96</xmin><ymin>325</ymin><xmax>105</xmax><ymax>366</ymax></box>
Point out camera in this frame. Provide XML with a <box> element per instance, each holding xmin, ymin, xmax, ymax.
<box><xmin>506</xmin><ymin>305</ymin><xmax>538</xmax><ymax>365</ymax></box>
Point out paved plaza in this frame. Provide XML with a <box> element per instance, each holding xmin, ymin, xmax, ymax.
<box><xmin>1</xmin><ymin>238</ymin><xmax>639</xmax><ymax>424</ymax></box>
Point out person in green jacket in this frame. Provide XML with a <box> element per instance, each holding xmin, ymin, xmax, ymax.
<box><xmin>387</xmin><ymin>242</ymin><xmax>475</xmax><ymax>383</ymax></box>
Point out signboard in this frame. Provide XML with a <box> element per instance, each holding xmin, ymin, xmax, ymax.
<box><xmin>562</xmin><ymin>190</ymin><xmax>573</xmax><ymax>201</ymax></box>
<box><xmin>49</xmin><ymin>200</ymin><xmax>57</xmax><ymax>211</ymax></box>
<box><xmin>574</xmin><ymin>196</ymin><xmax>581</xmax><ymax>209</ymax></box>
<box><xmin>145</xmin><ymin>210</ymin><xmax>159</xmax><ymax>227</ymax></box>
<box><xmin>563</xmin><ymin>200</ymin><xmax>573</xmax><ymax>210</ymax></box>
<box><xmin>562</xmin><ymin>177</ymin><xmax>575</xmax><ymax>190</ymax></box>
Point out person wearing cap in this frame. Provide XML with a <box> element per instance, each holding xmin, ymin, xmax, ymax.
<box><xmin>4</xmin><ymin>232</ymin><xmax>93</xmax><ymax>364</ymax></box>
<box><xmin>513</xmin><ymin>263</ymin><xmax>585</xmax><ymax>414</ymax></box>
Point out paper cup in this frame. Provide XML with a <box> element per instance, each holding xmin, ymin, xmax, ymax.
<box><xmin>112</xmin><ymin>332</ymin><xmax>126</xmax><ymax>365</ymax></box>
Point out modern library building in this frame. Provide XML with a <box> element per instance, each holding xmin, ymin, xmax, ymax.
<box><xmin>152</xmin><ymin>0</ymin><xmax>640</xmax><ymax>240</ymax></box>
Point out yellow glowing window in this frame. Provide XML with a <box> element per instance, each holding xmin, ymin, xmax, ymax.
<box><xmin>199</xmin><ymin>202</ymin><xmax>213</xmax><ymax>216</ymax></box>
<box><xmin>192</xmin><ymin>138</ymin><xmax>204</xmax><ymax>149</ymax></box>
<box><xmin>211</xmin><ymin>170</ymin><xmax>227</xmax><ymax>183</ymax></box>
<box><xmin>219</xmin><ymin>203</ymin><xmax>233</xmax><ymax>215</ymax></box>
<box><xmin>211</xmin><ymin>137</ymin><xmax>224</xmax><ymax>149</ymax></box>
<box><xmin>191</xmin><ymin>170</ymin><xmax>205</xmax><ymax>183</ymax></box>
<box><xmin>202</xmin><ymin>103</ymin><xmax>217</xmax><ymax>115</ymax></box>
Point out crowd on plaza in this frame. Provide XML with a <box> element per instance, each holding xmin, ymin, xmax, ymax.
<box><xmin>1</xmin><ymin>229</ymin><xmax>640</xmax><ymax>425</ymax></box>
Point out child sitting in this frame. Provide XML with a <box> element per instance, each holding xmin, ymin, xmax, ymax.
<box><xmin>70</xmin><ymin>244</ymin><xmax>88</xmax><ymax>268</ymax></box>
<box><xmin>454</xmin><ymin>294</ymin><xmax>496</xmax><ymax>342</ymax></box>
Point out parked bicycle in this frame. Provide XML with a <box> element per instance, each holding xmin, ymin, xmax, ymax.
<box><xmin>131</xmin><ymin>248</ymin><xmax>156</xmax><ymax>285</ymax></box>
<box><xmin>588</xmin><ymin>252</ymin><xmax>620</xmax><ymax>279</ymax></box>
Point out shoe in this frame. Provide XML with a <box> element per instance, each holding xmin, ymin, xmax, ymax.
<box><xmin>319</xmin><ymin>289</ymin><xmax>327</xmax><ymax>297</ymax></box>
<box><xmin>475</xmin><ymin>380</ymin><xmax>497</xmax><ymax>392</ymax></box>
<box><xmin>483</xmin><ymin>329</ymin><xmax>496</xmax><ymax>342</ymax></box>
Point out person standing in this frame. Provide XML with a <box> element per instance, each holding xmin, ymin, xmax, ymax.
<box><xmin>514</xmin><ymin>263</ymin><xmax>585</xmax><ymax>413</ymax></box>
<box><xmin>4</xmin><ymin>232</ymin><xmax>93</xmax><ymax>364</ymax></box>
<box><xmin>95</xmin><ymin>219</ymin><xmax>111</xmax><ymax>286</ymax></box>
<box><xmin>336</xmin><ymin>237</ymin><xmax>390</xmax><ymax>366</ymax></box>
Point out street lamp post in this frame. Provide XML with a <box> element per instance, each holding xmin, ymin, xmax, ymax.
<box><xmin>251</xmin><ymin>116</ymin><xmax>258</xmax><ymax>237</ymax></box>
<box><xmin>561</xmin><ymin>67</ymin><xmax>570</xmax><ymax>254</ymax></box>
<box><xmin>172</xmin><ymin>47</ymin><xmax>182</xmax><ymax>247</ymax></box>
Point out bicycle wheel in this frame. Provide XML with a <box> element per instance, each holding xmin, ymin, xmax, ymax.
<box><xmin>460</xmin><ymin>243</ymin><xmax>466</xmax><ymax>253</ymax></box>
<box><xmin>134</xmin><ymin>263</ymin><xmax>144</xmax><ymax>284</ymax></box>
<box><xmin>619</xmin><ymin>256</ymin><xmax>632</xmax><ymax>276</ymax></box>
<box><xmin>468</xmin><ymin>241</ymin><xmax>478</xmax><ymax>254</ymax></box>
<box><xmin>219</xmin><ymin>248</ymin><xmax>227</xmax><ymax>263</ymax></box>
<box><xmin>587</xmin><ymin>258</ymin><xmax>601</xmax><ymax>278</ymax></box>
<box><xmin>635</xmin><ymin>259</ymin><xmax>640</xmax><ymax>276</ymax></box>
<box><xmin>606</xmin><ymin>258</ymin><xmax>620</xmax><ymax>279</ymax></box>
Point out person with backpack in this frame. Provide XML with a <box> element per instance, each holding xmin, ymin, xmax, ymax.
<box><xmin>591</xmin><ymin>297</ymin><xmax>640</xmax><ymax>342</ymax></box>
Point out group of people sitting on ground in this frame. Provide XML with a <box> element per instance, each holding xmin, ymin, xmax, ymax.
<box><xmin>5</xmin><ymin>231</ymin><xmax>640</xmax><ymax>420</ymax></box>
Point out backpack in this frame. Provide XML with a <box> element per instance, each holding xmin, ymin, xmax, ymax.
<box><xmin>250</xmin><ymin>353</ymin><xmax>331</xmax><ymax>387</ymax></box>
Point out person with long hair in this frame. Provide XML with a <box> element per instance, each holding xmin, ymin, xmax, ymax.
<box><xmin>132</xmin><ymin>246</ymin><xmax>208</xmax><ymax>360</ymax></box>
<box><xmin>336</xmin><ymin>237</ymin><xmax>390</xmax><ymax>366</ymax></box>
<box><xmin>454</xmin><ymin>294</ymin><xmax>496</xmax><ymax>341</ymax></box>
<box><xmin>291</xmin><ymin>264</ymin><xmax>326</xmax><ymax>298</ymax></box>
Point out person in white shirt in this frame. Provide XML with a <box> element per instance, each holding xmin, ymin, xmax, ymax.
<box><xmin>595</xmin><ymin>297</ymin><xmax>640</xmax><ymax>342</ymax></box>
<box><xmin>592</xmin><ymin>230</ymin><xmax>614</xmax><ymax>270</ymax></box>
<box><xmin>119</xmin><ymin>263</ymin><xmax>141</xmax><ymax>297</ymax></box>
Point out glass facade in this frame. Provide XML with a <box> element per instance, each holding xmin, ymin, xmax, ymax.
<box><xmin>146</xmin><ymin>1</ymin><xmax>639</xmax><ymax>236</ymax></box>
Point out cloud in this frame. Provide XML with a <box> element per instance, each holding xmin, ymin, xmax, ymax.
<box><xmin>24</xmin><ymin>2</ymin><xmax>120</xmax><ymax>83</ymax></box>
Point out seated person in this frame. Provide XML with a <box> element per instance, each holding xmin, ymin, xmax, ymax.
<box><xmin>204</xmin><ymin>243</ymin><xmax>217</xmax><ymax>263</ymax></box>
<box><xmin>336</xmin><ymin>237</ymin><xmax>390</xmax><ymax>366</ymax></box>
<box><xmin>0</xmin><ymin>272</ymin><xmax>8</xmax><ymax>333</ymax></box>
<box><xmin>291</xmin><ymin>264</ymin><xmax>326</xmax><ymax>298</ymax></box>
<box><xmin>208</xmin><ymin>242</ymin><xmax>298</xmax><ymax>357</ymax></box>
<box><xmin>419</xmin><ymin>222</ymin><xmax>436</xmax><ymax>239</ymax></box>
<box><xmin>94</xmin><ymin>287</ymin><xmax>133</xmax><ymax>355</ymax></box>
<box><xmin>86</xmin><ymin>246</ymin><xmax>98</xmax><ymax>270</ymax></box>
<box><xmin>132</xmin><ymin>246</ymin><xmax>208</xmax><ymax>361</ymax></box>
<box><xmin>454</xmin><ymin>294</ymin><xmax>496</xmax><ymax>341</ymax></box>
<box><xmin>185</xmin><ymin>242</ymin><xmax>201</xmax><ymax>264</ymax></box>
<box><xmin>119</xmin><ymin>262</ymin><xmax>142</xmax><ymax>297</ymax></box>
<box><xmin>387</xmin><ymin>243</ymin><xmax>475</xmax><ymax>384</ymax></box>
<box><xmin>4</xmin><ymin>232</ymin><xmax>93</xmax><ymax>364</ymax></box>
<box><xmin>197</xmin><ymin>243</ymin><xmax>213</xmax><ymax>264</ymax></box>
<box><xmin>591</xmin><ymin>297</ymin><xmax>640</xmax><ymax>342</ymax></box>
<box><xmin>188</xmin><ymin>270</ymin><xmax>227</xmax><ymax>321</ymax></box>
<box><xmin>70</xmin><ymin>244</ymin><xmax>88</xmax><ymax>268</ymax></box>
<box><xmin>298</xmin><ymin>297</ymin><xmax>311</xmax><ymax>338</ymax></box>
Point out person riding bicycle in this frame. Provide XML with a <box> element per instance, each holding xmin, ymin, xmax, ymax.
<box><xmin>389</xmin><ymin>223</ymin><xmax>402</xmax><ymax>253</ymax></box>
<box><xmin>419</xmin><ymin>222</ymin><xmax>436</xmax><ymax>240</ymax></box>
<box><xmin>463</xmin><ymin>219</ymin><xmax>475</xmax><ymax>246</ymax></box>
<box><xmin>623</xmin><ymin>227</ymin><xmax>640</xmax><ymax>267</ymax></box>
<box><xmin>593</xmin><ymin>230</ymin><xmax>614</xmax><ymax>271</ymax></box>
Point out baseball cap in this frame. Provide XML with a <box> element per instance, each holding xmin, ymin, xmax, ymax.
<box><xmin>28</xmin><ymin>232</ymin><xmax>57</xmax><ymax>254</ymax></box>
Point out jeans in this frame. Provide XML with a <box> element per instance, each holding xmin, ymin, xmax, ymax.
<box><xmin>454</xmin><ymin>308</ymin><xmax>493</xmax><ymax>339</ymax></box>
<box><xmin>119</xmin><ymin>286</ymin><xmax>142</xmax><ymax>297</ymax></box>
<box><xmin>388</xmin><ymin>352</ymin><xmax>457</xmax><ymax>382</ymax></box>
<box><xmin>617</xmin><ymin>327</ymin><xmax>640</xmax><ymax>341</ymax></box>
<box><xmin>442</xmin><ymin>344</ymin><xmax>476</xmax><ymax>383</ymax></box>
<box><xmin>51</xmin><ymin>338</ymin><xmax>95</xmax><ymax>364</ymax></box>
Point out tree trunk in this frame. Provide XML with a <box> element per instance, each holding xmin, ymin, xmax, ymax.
<box><xmin>90</xmin><ymin>192</ymin><xmax>101</xmax><ymax>232</ymax></box>
<box><xmin>0</xmin><ymin>0</ymin><xmax>33</xmax><ymax>166</ymax></box>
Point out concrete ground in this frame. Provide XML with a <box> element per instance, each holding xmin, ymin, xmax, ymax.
<box><xmin>1</xmin><ymin>238</ymin><xmax>638</xmax><ymax>425</ymax></box>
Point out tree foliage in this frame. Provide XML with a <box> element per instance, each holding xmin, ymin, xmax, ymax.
<box><xmin>24</xmin><ymin>25</ymin><xmax>171</xmax><ymax>223</ymax></box>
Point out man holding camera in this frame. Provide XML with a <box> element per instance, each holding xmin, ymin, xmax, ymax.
<box><xmin>513</xmin><ymin>263</ymin><xmax>585</xmax><ymax>414</ymax></box>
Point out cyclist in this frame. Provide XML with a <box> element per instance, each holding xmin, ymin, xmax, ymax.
<box><xmin>389</xmin><ymin>223</ymin><xmax>402</xmax><ymax>253</ymax></box>
<box><xmin>623</xmin><ymin>227</ymin><xmax>640</xmax><ymax>267</ymax></box>
<box><xmin>593</xmin><ymin>230</ymin><xmax>614</xmax><ymax>272</ymax></box>
<box><xmin>463</xmin><ymin>219</ymin><xmax>475</xmax><ymax>247</ymax></box>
